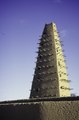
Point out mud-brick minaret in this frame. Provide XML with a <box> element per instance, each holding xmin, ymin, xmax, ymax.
<box><xmin>30</xmin><ymin>22</ymin><xmax>71</xmax><ymax>98</ymax></box>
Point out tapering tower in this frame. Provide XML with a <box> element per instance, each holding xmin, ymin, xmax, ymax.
<box><xmin>30</xmin><ymin>22</ymin><xmax>71</xmax><ymax>98</ymax></box>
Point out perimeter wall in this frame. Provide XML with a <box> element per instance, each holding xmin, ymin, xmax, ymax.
<box><xmin>0</xmin><ymin>98</ymin><xmax>79</xmax><ymax>120</ymax></box>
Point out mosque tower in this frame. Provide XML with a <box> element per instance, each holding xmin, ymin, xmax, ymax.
<box><xmin>30</xmin><ymin>22</ymin><xmax>71</xmax><ymax>98</ymax></box>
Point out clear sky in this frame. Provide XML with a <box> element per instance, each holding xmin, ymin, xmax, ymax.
<box><xmin>0</xmin><ymin>0</ymin><xmax>79</xmax><ymax>101</ymax></box>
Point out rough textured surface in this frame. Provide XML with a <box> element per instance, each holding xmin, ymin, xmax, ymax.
<box><xmin>0</xmin><ymin>97</ymin><xmax>79</xmax><ymax>120</ymax></box>
<box><xmin>40</xmin><ymin>101</ymin><xmax>79</xmax><ymax>120</ymax></box>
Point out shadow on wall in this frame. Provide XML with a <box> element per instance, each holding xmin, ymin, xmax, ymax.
<box><xmin>0</xmin><ymin>103</ymin><xmax>41</xmax><ymax>120</ymax></box>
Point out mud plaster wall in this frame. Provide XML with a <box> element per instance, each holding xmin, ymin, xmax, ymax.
<box><xmin>40</xmin><ymin>101</ymin><xmax>79</xmax><ymax>120</ymax></box>
<box><xmin>0</xmin><ymin>100</ymin><xmax>79</xmax><ymax>120</ymax></box>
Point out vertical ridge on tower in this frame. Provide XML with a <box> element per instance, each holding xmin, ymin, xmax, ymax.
<box><xmin>30</xmin><ymin>22</ymin><xmax>71</xmax><ymax>98</ymax></box>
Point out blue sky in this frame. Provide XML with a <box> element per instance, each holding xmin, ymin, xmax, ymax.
<box><xmin>0</xmin><ymin>0</ymin><xmax>79</xmax><ymax>101</ymax></box>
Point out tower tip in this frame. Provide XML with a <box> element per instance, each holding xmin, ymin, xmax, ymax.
<box><xmin>45</xmin><ymin>22</ymin><xmax>56</xmax><ymax>26</ymax></box>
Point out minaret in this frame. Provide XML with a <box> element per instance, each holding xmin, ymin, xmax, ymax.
<box><xmin>30</xmin><ymin>22</ymin><xmax>71</xmax><ymax>98</ymax></box>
